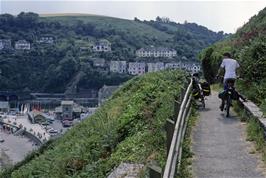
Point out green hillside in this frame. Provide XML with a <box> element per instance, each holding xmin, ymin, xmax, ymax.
<box><xmin>1</xmin><ymin>70</ymin><xmax>188</xmax><ymax>178</ymax></box>
<box><xmin>0</xmin><ymin>12</ymin><xmax>225</xmax><ymax>92</ymax></box>
<box><xmin>200</xmin><ymin>7</ymin><xmax>266</xmax><ymax>112</ymax></box>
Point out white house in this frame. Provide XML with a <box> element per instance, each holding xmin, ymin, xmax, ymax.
<box><xmin>136</xmin><ymin>46</ymin><xmax>177</xmax><ymax>58</ymax></box>
<box><xmin>92</xmin><ymin>39</ymin><xmax>111</xmax><ymax>52</ymax></box>
<box><xmin>0</xmin><ymin>42</ymin><xmax>3</xmax><ymax>50</ymax></box>
<box><xmin>93</xmin><ymin>58</ymin><xmax>106</xmax><ymax>67</ymax></box>
<box><xmin>15</xmin><ymin>40</ymin><xmax>30</xmax><ymax>50</ymax></box>
<box><xmin>37</xmin><ymin>36</ymin><xmax>54</xmax><ymax>44</ymax></box>
<box><xmin>128</xmin><ymin>62</ymin><xmax>146</xmax><ymax>75</ymax></box>
<box><xmin>0</xmin><ymin>39</ymin><xmax>12</xmax><ymax>50</ymax></box>
<box><xmin>110</xmin><ymin>61</ymin><xmax>127</xmax><ymax>74</ymax></box>
<box><xmin>186</xmin><ymin>63</ymin><xmax>201</xmax><ymax>73</ymax></box>
<box><xmin>165</xmin><ymin>62</ymin><xmax>181</xmax><ymax>70</ymax></box>
<box><xmin>147</xmin><ymin>62</ymin><xmax>165</xmax><ymax>73</ymax></box>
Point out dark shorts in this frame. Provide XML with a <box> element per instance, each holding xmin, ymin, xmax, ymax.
<box><xmin>224</xmin><ymin>78</ymin><xmax>235</xmax><ymax>90</ymax></box>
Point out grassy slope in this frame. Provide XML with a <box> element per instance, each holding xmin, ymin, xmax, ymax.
<box><xmin>41</xmin><ymin>15</ymin><xmax>173</xmax><ymax>45</ymax></box>
<box><xmin>2</xmin><ymin>70</ymin><xmax>187</xmax><ymax>178</ymax></box>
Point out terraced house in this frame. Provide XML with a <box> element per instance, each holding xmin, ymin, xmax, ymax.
<box><xmin>37</xmin><ymin>36</ymin><xmax>55</xmax><ymax>44</ymax></box>
<box><xmin>0</xmin><ymin>39</ymin><xmax>12</xmax><ymax>50</ymax></box>
<box><xmin>165</xmin><ymin>62</ymin><xmax>181</xmax><ymax>70</ymax></box>
<box><xmin>136</xmin><ymin>46</ymin><xmax>177</xmax><ymax>58</ymax></box>
<box><xmin>15</xmin><ymin>40</ymin><xmax>31</xmax><ymax>50</ymax></box>
<box><xmin>92</xmin><ymin>39</ymin><xmax>111</xmax><ymax>52</ymax></box>
<box><xmin>147</xmin><ymin>62</ymin><xmax>165</xmax><ymax>72</ymax></box>
<box><xmin>110</xmin><ymin>60</ymin><xmax>127</xmax><ymax>74</ymax></box>
<box><xmin>128</xmin><ymin>62</ymin><xmax>146</xmax><ymax>75</ymax></box>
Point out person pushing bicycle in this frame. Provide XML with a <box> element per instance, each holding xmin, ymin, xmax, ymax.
<box><xmin>216</xmin><ymin>52</ymin><xmax>246</xmax><ymax>111</ymax></box>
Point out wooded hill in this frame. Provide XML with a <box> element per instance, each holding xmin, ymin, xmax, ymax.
<box><xmin>200</xmin><ymin>7</ymin><xmax>266</xmax><ymax>113</ymax></box>
<box><xmin>0</xmin><ymin>12</ymin><xmax>225</xmax><ymax>93</ymax></box>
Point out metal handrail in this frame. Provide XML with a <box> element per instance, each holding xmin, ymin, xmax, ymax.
<box><xmin>163</xmin><ymin>78</ymin><xmax>193</xmax><ymax>178</ymax></box>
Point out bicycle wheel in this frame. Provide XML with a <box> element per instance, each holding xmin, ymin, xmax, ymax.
<box><xmin>201</xmin><ymin>94</ymin><xmax>205</xmax><ymax>108</ymax></box>
<box><xmin>226</xmin><ymin>96</ymin><xmax>231</xmax><ymax>117</ymax></box>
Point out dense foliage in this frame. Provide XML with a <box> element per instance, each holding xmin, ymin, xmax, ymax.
<box><xmin>0</xmin><ymin>12</ymin><xmax>224</xmax><ymax>92</ymax></box>
<box><xmin>199</xmin><ymin>7</ymin><xmax>266</xmax><ymax>112</ymax></box>
<box><xmin>1</xmin><ymin>70</ymin><xmax>188</xmax><ymax>177</ymax></box>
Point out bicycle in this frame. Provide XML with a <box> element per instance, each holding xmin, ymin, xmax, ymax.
<box><xmin>192</xmin><ymin>73</ymin><xmax>205</xmax><ymax>108</ymax></box>
<box><xmin>219</xmin><ymin>78</ymin><xmax>245</xmax><ymax>117</ymax></box>
<box><xmin>224</xmin><ymin>79</ymin><xmax>235</xmax><ymax>117</ymax></box>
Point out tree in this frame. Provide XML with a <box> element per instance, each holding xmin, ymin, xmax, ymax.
<box><xmin>202</xmin><ymin>47</ymin><xmax>216</xmax><ymax>83</ymax></box>
<box><xmin>156</xmin><ymin>16</ymin><xmax>162</xmax><ymax>22</ymax></box>
<box><xmin>134</xmin><ymin>17</ymin><xmax>140</xmax><ymax>22</ymax></box>
<box><xmin>0</xmin><ymin>14</ymin><xmax>15</xmax><ymax>30</ymax></box>
<box><xmin>16</xmin><ymin>12</ymin><xmax>39</xmax><ymax>28</ymax></box>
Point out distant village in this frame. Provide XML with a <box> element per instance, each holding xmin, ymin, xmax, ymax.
<box><xmin>0</xmin><ymin>38</ymin><xmax>201</xmax><ymax>75</ymax></box>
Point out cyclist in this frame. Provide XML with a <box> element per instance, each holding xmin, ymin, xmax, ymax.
<box><xmin>216</xmin><ymin>52</ymin><xmax>246</xmax><ymax>111</ymax></box>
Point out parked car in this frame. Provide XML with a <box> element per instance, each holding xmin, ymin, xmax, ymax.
<box><xmin>62</xmin><ymin>120</ymin><xmax>73</xmax><ymax>127</ymax></box>
<box><xmin>41</xmin><ymin>122</ymin><xmax>50</xmax><ymax>126</ymax></box>
<box><xmin>48</xmin><ymin>129</ymin><xmax>58</xmax><ymax>134</ymax></box>
<box><xmin>0</xmin><ymin>138</ymin><xmax>5</xmax><ymax>142</ymax></box>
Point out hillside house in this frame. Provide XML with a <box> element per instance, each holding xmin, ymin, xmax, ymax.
<box><xmin>110</xmin><ymin>61</ymin><xmax>127</xmax><ymax>74</ymax></box>
<box><xmin>0</xmin><ymin>39</ymin><xmax>12</xmax><ymax>50</ymax></box>
<box><xmin>181</xmin><ymin>63</ymin><xmax>189</xmax><ymax>69</ymax></box>
<box><xmin>128</xmin><ymin>62</ymin><xmax>146</xmax><ymax>75</ymax></box>
<box><xmin>165</xmin><ymin>62</ymin><xmax>181</xmax><ymax>70</ymax></box>
<box><xmin>186</xmin><ymin>63</ymin><xmax>201</xmax><ymax>73</ymax></box>
<box><xmin>37</xmin><ymin>36</ymin><xmax>55</xmax><ymax>44</ymax></box>
<box><xmin>147</xmin><ymin>62</ymin><xmax>165</xmax><ymax>72</ymax></box>
<box><xmin>93</xmin><ymin>58</ymin><xmax>106</xmax><ymax>68</ymax></box>
<box><xmin>92</xmin><ymin>39</ymin><xmax>111</xmax><ymax>52</ymax></box>
<box><xmin>98</xmin><ymin>85</ymin><xmax>119</xmax><ymax>106</ymax></box>
<box><xmin>15</xmin><ymin>40</ymin><xmax>30</xmax><ymax>50</ymax></box>
<box><xmin>136</xmin><ymin>46</ymin><xmax>177</xmax><ymax>58</ymax></box>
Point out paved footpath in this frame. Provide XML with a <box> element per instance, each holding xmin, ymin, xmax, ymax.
<box><xmin>192</xmin><ymin>92</ymin><xmax>265</xmax><ymax>178</ymax></box>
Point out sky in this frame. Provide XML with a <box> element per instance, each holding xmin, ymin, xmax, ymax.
<box><xmin>0</xmin><ymin>0</ymin><xmax>265</xmax><ymax>33</ymax></box>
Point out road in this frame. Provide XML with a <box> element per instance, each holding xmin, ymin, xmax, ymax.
<box><xmin>2</xmin><ymin>115</ymin><xmax>51</xmax><ymax>141</ymax></box>
<box><xmin>192</xmin><ymin>92</ymin><xmax>265</xmax><ymax>178</ymax></box>
<box><xmin>0</xmin><ymin>131</ymin><xmax>37</xmax><ymax>167</ymax></box>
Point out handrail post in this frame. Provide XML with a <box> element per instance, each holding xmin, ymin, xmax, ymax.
<box><xmin>148</xmin><ymin>163</ymin><xmax>162</xmax><ymax>178</ymax></box>
<box><xmin>173</xmin><ymin>96</ymin><xmax>180</xmax><ymax>122</ymax></box>
<box><xmin>166</xmin><ymin>118</ymin><xmax>175</xmax><ymax>155</ymax></box>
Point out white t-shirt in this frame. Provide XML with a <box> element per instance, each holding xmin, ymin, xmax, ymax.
<box><xmin>220</xmin><ymin>58</ymin><xmax>240</xmax><ymax>79</ymax></box>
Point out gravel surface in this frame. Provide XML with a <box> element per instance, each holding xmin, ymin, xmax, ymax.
<box><xmin>192</xmin><ymin>92</ymin><xmax>265</xmax><ymax>178</ymax></box>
